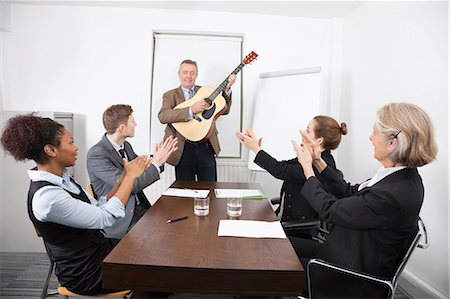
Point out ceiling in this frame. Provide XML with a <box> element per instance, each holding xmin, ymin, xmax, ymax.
<box><xmin>8</xmin><ymin>1</ymin><xmax>366</xmax><ymax>19</ymax></box>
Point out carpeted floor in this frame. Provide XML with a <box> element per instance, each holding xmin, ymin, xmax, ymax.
<box><xmin>0</xmin><ymin>252</ymin><xmax>58</xmax><ymax>298</ymax></box>
<box><xmin>0</xmin><ymin>252</ymin><xmax>412</xmax><ymax>299</ymax></box>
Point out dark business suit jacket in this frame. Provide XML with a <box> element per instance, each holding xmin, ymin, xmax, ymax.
<box><xmin>253</xmin><ymin>149</ymin><xmax>337</xmax><ymax>222</ymax></box>
<box><xmin>86</xmin><ymin>134</ymin><xmax>160</xmax><ymax>239</ymax></box>
<box><xmin>158</xmin><ymin>85</ymin><xmax>232</xmax><ymax>166</ymax></box>
<box><xmin>302</xmin><ymin>167</ymin><xmax>423</xmax><ymax>280</ymax></box>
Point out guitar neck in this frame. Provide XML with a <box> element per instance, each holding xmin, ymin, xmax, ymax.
<box><xmin>208</xmin><ymin>62</ymin><xmax>245</xmax><ymax>100</ymax></box>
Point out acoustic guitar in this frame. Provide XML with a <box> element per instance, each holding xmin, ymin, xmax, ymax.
<box><xmin>172</xmin><ymin>51</ymin><xmax>258</xmax><ymax>142</ymax></box>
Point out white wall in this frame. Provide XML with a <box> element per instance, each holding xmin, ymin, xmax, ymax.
<box><xmin>3</xmin><ymin>4</ymin><xmax>334</xmax><ymax>185</ymax></box>
<box><xmin>0</xmin><ymin>0</ymin><xmax>8</xmax><ymax>108</ymax></box>
<box><xmin>1</xmin><ymin>4</ymin><xmax>333</xmax><ymax>250</ymax></box>
<box><xmin>0</xmin><ymin>0</ymin><xmax>10</xmax><ymax>257</ymax></box>
<box><xmin>339</xmin><ymin>2</ymin><xmax>448</xmax><ymax>297</ymax></box>
<box><xmin>1</xmin><ymin>2</ymin><xmax>448</xmax><ymax>297</ymax></box>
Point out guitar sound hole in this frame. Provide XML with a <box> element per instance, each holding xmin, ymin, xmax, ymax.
<box><xmin>202</xmin><ymin>103</ymin><xmax>216</xmax><ymax>119</ymax></box>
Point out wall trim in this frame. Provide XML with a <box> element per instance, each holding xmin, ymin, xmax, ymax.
<box><xmin>399</xmin><ymin>269</ymin><xmax>447</xmax><ymax>299</ymax></box>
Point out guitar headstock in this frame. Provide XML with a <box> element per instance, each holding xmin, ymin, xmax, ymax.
<box><xmin>243</xmin><ymin>51</ymin><xmax>258</xmax><ymax>64</ymax></box>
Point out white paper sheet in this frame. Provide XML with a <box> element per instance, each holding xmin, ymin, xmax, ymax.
<box><xmin>214</xmin><ymin>189</ymin><xmax>266</xmax><ymax>199</ymax></box>
<box><xmin>162</xmin><ymin>188</ymin><xmax>210</xmax><ymax>198</ymax></box>
<box><xmin>217</xmin><ymin>220</ymin><xmax>287</xmax><ymax>239</ymax></box>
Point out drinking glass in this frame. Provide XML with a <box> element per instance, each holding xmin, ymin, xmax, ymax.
<box><xmin>227</xmin><ymin>197</ymin><xmax>242</xmax><ymax>217</ymax></box>
<box><xmin>194</xmin><ymin>196</ymin><xmax>209</xmax><ymax>216</ymax></box>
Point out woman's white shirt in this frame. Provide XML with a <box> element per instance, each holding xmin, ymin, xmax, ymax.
<box><xmin>29</xmin><ymin>168</ymin><xmax>125</xmax><ymax>229</ymax></box>
<box><xmin>358</xmin><ymin>166</ymin><xmax>406</xmax><ymax>191</ymax></box>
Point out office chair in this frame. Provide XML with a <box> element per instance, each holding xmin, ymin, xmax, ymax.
<box><xmin>87</xmin><ymin>183</ymin><xmax>98</xmax><ymax>199</ymax></box>
<box><xmin>302</xmin><ymin>217</ymin><xmax>428</xmax><ymax>299</ymax></box>
<box><xmin>33</xmin><ymin>227</ymin><xmax>58</xmax><ymax>299</ymax></box>
<box><xmin>271</xmin><ymin>196</ymin><xmax>328</xmax><ymax>243</ymax></box>
<box><xmin>271</xmin><ymin>169</ymin><xmax>345</xmax><ymax>243</ymax></box>
<box><xmin>57</xmin><ymin>287</ymin><xmax>131</xmax><ymax>298</ymax></box>
<box><xmin>34</xmin><ymin>227</ymin><xmax>132</xmax><ymax>298</ymax></box>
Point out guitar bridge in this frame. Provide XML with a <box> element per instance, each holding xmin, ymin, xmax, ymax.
<box><xmin>193</xmin><ymin>115</ymin><xmax>202</xmax><ymax>122</ymax></box>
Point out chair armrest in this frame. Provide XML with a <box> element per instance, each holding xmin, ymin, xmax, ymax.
<box><xmin>282</xmin><ymin>219</ymin><xmax>321</xmax><ymax>230</ymax></box>
<box><xmin>270</xmin><ymin>194</ymin><xmax>328</xmax><ymax>242</ymax></box>
<box><xmin>307</xmin><ymin>259</ymin><xmax>393</xmax><ymax>298</ymax></box>
<box><xmin>270</xmin><ymin>196</ymin><xmax>281</xmax><ymax>205</ymax></box>
<box><xmin>282</xmin><ymin>219</ymin><xmax>327</xmax><ymax>243</ymax></box>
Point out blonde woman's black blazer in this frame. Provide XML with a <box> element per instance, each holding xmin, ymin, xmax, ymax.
<box><xmin>302</xmin><ymin>167</ymin><xmax>423</xmax><ymax>280</ymax></box>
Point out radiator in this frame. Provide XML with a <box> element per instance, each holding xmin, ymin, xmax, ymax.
<box><xmin>144</xmin><ymin>161</ymin><xmax>252</xmax><ymax>205</ymax></box>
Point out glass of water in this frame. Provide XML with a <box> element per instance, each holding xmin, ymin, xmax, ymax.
<box><xmin>227</xmin><ymin>197</ymin><xmax>242</xmax><ymax>217</ymax></box>
<box><xmin>194</xmin><ymin>196</ymin><xmax>209</xmax><ymax>216</ymax></box>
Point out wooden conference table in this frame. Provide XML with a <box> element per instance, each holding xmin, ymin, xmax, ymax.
<box><xmin>103</xmin><ymin>181</ymin><xmax>304</xmax><ymax>296</ymax></box>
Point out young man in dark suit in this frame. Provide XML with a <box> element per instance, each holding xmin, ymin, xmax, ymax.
<box><xmin>87</xmin><ymin>104</ymin><xmax>177</xmax><ymax>239</ymax></box>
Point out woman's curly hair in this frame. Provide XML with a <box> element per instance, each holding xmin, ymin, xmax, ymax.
<box><xmin>1</xmin><ymin>113</ymin><xmax>64</xmax><ymax>164</ymax></box>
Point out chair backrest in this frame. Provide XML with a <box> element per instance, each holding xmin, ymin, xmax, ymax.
<box><xmin>34</xmin><ymin>225</ymin><xmax>42</xmax><ymax>237</ymax></box>
<box><xmin>307</xmin><ymin>217</ymin><xmax>428</xmax><ymax>299</ymax></box>
<box><xmin>87</xmin><ymin>183</ymin><xmax>98</xmax><ymax>199</ymax></box>
<box><xmin>33</xmin><ymin>225</ymin><xmax>57</xmax><ymax>299</ymax></box>
<box><xmin>391</xmin><ymin>216</ymin><xmax>428</xmax><ymax>290</ymax></box>
<box><xmin>391</xmin><ymin>229</ymin><xmax>422</xmax><ymax>291</ymax></box>
<box><xmin>417</xmin><ymin>216</ymin><xmax>429</xmax><ymax>249</ymax></box>
<box><xmin>34</xmin><ymin>224</ymin><xmax>131</xmax><ymax>298</ymax></box>
<box><xmin>33</xmin><ymin>225</ymin><xmax>54</xmax><ymax>261</ymax></box>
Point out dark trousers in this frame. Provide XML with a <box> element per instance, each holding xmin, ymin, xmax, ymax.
<box><xmin>175</xmin><ymin>141</ymin><xmax>217</xmax><ymax>182</ymax></box>
<box><xmin>288</xmin><ymin>236</ymin><xmax>323</xmax><ymax>297</ymax></box>
<box><xmin>289</xmin><ymin>236</ymin><xmax>323</xmax><ymax>265</ymax></box>
<box><xmin>77</xmin><ymin>238</ymin><xmax>121</xmax><ymax>295</ymax></box>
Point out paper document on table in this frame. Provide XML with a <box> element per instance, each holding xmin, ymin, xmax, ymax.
<box><xmin>214</xmin><ymin>189</ymin><xmax>266</xmax><ymax>199</ymax></box>
<box><xmin>162</xmin><ymin>188</ymin><xmax>210</xmax><ymax>198</ymax></box>
<box><xmin>218</xmin><ymin>220</ymin><xmax>287</xmax><ymax>239</ymax></box>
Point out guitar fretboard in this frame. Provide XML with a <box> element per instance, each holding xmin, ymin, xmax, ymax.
<box><xmin>206</xmin><ymin>62</ymin><xmax>245</xmax><ymax>102</ymax></box>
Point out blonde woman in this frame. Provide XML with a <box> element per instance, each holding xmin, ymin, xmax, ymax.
<box><xmin>293</xmin><ymin>103</ymin><xmax>437</xmax><ymax>296</ymax></box>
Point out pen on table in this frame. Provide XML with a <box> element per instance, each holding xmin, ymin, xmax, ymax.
<box><xmin>184</xmin><ymin>188</ymin><xmax>199</xmax><ymax>194</ymax></box>
<box><xmin>166</xmin><ymin>216</ymin><xmax>189</xmax><ymax>224</ymax></box>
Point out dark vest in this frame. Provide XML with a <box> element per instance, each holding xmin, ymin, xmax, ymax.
<box><xmin>27</xmin><ymin>179</ymin><xmax>115</xmax><ymax>294</ymax></box>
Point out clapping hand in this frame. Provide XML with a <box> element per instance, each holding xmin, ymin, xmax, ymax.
<box><xmin>151</xmin><ymin>135</ymin><xmax>178</xmax><ymax>167</ymax></box>
<box><xmin>124</xmin><ymin>155</ymin><xmax>152</xmax><ymax>180</ymax></box>
<box><xmin>291</xmin><ymin>140</ymin><xmax>313</xmax><ymax>168</ymax></box>
<box><xmin>291</xmin><ymin>137</ymin><xmax>315</xmax><ymax>179</ymax></box>
<box><xmin>111</xmin><ymin>155</ymin><xmax>151</xmax><ymax>204</ymax></box>
<box><xmin>299</xmin><ymin>130</ymin><xmax>322</xmax><ymax>162</ymax></box>
<box><xmin>236</xmin><ymin>128</ymin><xmax>262</xmax><ymax>154</ymax></box>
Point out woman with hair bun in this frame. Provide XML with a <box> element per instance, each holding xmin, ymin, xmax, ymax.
<box><xmin>0</xmin><ymin>113</ymin><xmax>175</xmax><ymax>295</ymax></box>
<box><xmin>236</xmin><ymin>115</ymin><xmax>347</xmax><ymax>257</ymax></box>
<box><xmin>293</xmin><ymin>102</ymin><xmax>438</xmax><ymax>297</ymax></box>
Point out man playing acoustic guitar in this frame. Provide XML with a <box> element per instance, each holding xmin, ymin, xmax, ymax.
<box><xmin>158</xmin><ymin>59</ymin><xmax>236</xmax><ymax>182</ymax></box>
